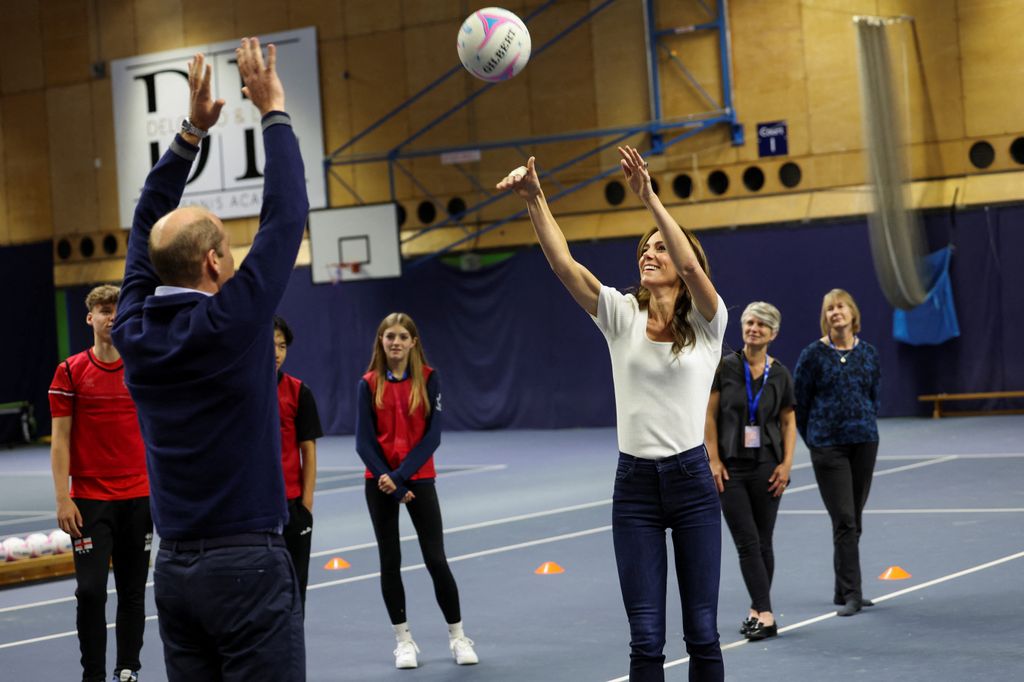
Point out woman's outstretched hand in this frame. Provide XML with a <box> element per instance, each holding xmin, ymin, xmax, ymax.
<box><xmin>618</xmin><ymin>145</ymin><xmax>652</xmax><ymax>201</ymax></box>
<box><xmin>497</xmin><ymin>156</ymin><xmax>542</xmax><ymax>200</ymax></box>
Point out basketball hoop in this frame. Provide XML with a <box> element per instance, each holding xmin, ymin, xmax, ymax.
<box><xmin>326</xmin><ymin>262</ymin><xmax>361</xmax><ymax>285</ymax></box>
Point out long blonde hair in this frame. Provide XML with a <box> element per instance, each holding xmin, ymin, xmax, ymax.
<box><xmin>367</xmin><ymin>312</ymin><xmax>430</xmax><ymax>416</ymax></box>
<box><xmin>634</xmin><ymin>225</ymin><xmax>711</xmax><ymax>354</ymax></box>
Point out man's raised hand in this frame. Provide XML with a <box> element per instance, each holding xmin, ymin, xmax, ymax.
<box><xmin>236</xmin><ymin>37</ymin><xmax>285</xmax><ymax>115</ymax></box>
<box><xmin>187</xmin><ymin>53</ymin><xmax>225</xmax><ymax>132</ymax></box>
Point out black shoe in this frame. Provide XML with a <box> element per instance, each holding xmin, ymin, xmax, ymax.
<box><xmin>739</xmin><ymin>616</ymin><xmax>759</xmax><ymax>635</ymax></box>
<box><xmin>745</xmin><ymin>620</ymin><xmax>778</xmax><ymax>641</ymax></box>
<box><xmin>861</xmin><ymin>598</ymin><xmax>875</xmax><ymax>607</ymax></box>
<box><xmin>834</xmin><ymin>596</ymin><xmax>873</xmax><ymax>607</ymax></box>
<box><xmin>836</xmin><ymin>599</ymin><xmax>862</xmax><ymax>617</ymax></box>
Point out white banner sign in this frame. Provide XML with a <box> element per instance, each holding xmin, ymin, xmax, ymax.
<box><xmin>111</xmin><ymin>27</ymin><xmax>326</xmax><ymax>227</ymax></box>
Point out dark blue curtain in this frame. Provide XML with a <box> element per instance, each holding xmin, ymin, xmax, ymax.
<box><xmin>277</xmin><ymin>203</ymin><xmax>1023</xmax><ymax>434</ymax></box>
<box><xmin>0</xmin><ymin>242</ymin><xmax>57</xmax><ymax>441</ymax></box>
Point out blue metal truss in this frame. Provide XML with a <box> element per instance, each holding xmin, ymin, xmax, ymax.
<box><xmin>324</xmin><ymin>0</ymin><xmax>743</xmax><ymax>267</ymax></box>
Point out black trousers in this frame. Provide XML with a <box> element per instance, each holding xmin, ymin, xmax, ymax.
<box><xmin>283</xmin><ymin>497</ymin><xmax>313</xmax><ymax>611</ymax></box>
<box><xmin>364</xmin><ymin>479</ymin><xmax>461</xmax><ymax>625</ymax></box>
<box><xmin>719</xmin><ymin>459</ymin><xmax>781</xmax><ymax>613</ymax></box>
<box><xmin>72</xmin><ymin>496</ymin><xmax>153</xmax><ymax>682</ymax></box>
<box><xmin>810</xmin><ymin>442</ymin><xmax>879</xmax><ymax>603</ymax></box>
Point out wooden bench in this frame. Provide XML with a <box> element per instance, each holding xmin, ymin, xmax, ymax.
<box><xmin>918</xmin><ymin>391</ymin><xmax>1024</xmax><ymax>419</ymax></box>
<box><xmin>0</xmin><ymin>553</ymin><xmax>75</xmax><ymax>587</ymax></box>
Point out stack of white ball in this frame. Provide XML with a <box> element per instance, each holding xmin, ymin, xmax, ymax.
<box><xmin>1</xmin><ymin>529</ymin><xmax>73</xmax><ymax>562</ymax></box>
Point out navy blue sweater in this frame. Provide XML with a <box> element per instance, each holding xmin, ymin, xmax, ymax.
<box><xmin>112</xmin><ymin>114</ymin><xmax>309</xmax><ymax>539</ymax></box>
<box><xmin>793</xmin><ymin>339</ymin><xmax>880</xmax><ymax>448</ymax></box>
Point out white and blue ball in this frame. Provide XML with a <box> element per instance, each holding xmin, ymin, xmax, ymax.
<box><xmin>457</xmin><ymin>7</ymin><xmax>531</xmax><ymax>82</ymax></box>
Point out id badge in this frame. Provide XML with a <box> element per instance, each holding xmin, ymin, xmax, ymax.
<box><xmin>744</xmin><ymin>425</ymin><xmax>762</xmax><ymax>448</ymax></box>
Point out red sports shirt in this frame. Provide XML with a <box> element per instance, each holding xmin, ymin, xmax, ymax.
<box><xmin>48</xmin><ymin>349</ymin><xmax>148</xmax><ymax>500</ymax></box>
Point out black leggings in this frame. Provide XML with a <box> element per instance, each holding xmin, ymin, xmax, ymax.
<box><xmin>719</xmin><ymin>460</ymin><xmax>781</xmax><ymax>613</ymax></box>
<box><xmin>364</xmin><ymin>479</ymin><xmax>461</xmax><ymax>625</ymax></box>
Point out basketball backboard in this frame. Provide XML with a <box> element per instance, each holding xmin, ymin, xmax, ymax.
<box><xmin>308</xmin><ymin>203</ymin><xmax>402</xmax><ymax>284</ymax></box>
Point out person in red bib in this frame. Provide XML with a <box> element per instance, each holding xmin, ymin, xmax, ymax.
<box><xmin>355</xmin><ymin>312</ymin><xmax>478</xmax><ymax>670</ymax></box>
<box><xmin>273</xmin><ymin>316</ymin><xmax>323</xmax><ymax>610</ymax></box>
<box><xmin>49</xmin><ymin>285</ymin><xmax>152</xmax><ymax>682</ymax></box>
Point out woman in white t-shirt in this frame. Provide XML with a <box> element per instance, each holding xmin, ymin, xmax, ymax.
<box><xmin>498</xmin><ymin>146</ymin><xmax>727</xmax><ymax>682</ymax></box>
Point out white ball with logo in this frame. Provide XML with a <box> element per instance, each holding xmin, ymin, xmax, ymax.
<box><xmin>457</xmin><ymin>7</ymin><xmax>531</xmax><ymax>82</ymax></box>
<box><xmin>49</xmin><ymin>529</ymin><xmax>73</xmax><ymax>554</ymax></box>
<box><xmin>26</xmin><ymin>532</ymin><xmax>55</xmax><ymax>557</ymax></box>
<box><xmin>3</xmin><ymin>536</ymin><xmax>30</xmax><ymax>562</ymax></box>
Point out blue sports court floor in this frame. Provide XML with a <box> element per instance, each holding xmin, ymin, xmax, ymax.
<box><xmin>1</xmin><ymin>415</ymin><xmax>1022</xmax><ymax>680</ymax></box>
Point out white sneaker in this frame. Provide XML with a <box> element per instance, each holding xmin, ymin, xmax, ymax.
<box><xmin>450</xmin><ymin>636</ymin><xmax>479</xmax><ymax>665</ymax></box>
<box><xmin>394</xmin><ymin>639</ymin><xmax>420</xmax><ymax>669</ymax></box>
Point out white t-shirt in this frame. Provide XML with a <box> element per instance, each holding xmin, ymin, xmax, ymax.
<box><xmin>592</xmin><ymin>286</ymin><xmax>727</xmax><ymax>459</ymax></box>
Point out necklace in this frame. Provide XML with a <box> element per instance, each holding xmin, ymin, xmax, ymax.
<box><xmin>828</xmin><ymin>334</ymin><xmax>857</xmax><ymax>364</ymax></box>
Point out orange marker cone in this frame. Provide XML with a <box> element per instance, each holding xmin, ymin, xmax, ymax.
<box><xmin>534</xmin><ymin>561</ymin><xmax>565</xmax><ymax>575</ymax></box>
<box><xmin>324</xmin><ymin>557</ymin><xmax>351</xmax><ymax>570</ymax></box>
<box><xmin>879</xmin><ymin>565</ymin><xmax>911</xmax><ymax>580</ymax></box>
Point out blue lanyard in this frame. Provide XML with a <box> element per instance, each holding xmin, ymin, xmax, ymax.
<box><xmin>743</xmin><ymin>354</ymin><xmax>770</xmax><ymax>425</ymax></box>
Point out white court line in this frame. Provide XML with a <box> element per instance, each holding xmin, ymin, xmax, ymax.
<box><xmin>0</xmin><ymin>526</ymin><xmax>612</xmax><ymax>649</ymax></box>
<box><xmin>784</xmin><ymin>455</ymin><xmax>955</xmax><ymax>494</ymax></box>
<box><xmin>878</xmin><ymin>452</ymin><xmax>1024</xmax><ymax>460</ymax></box>
<box><xmin>311</xmin><ymin>463</ymin><xmax>508</xmax><ymax>497</ymax></box>
<box><xmin>602</xmin><ymin>549</ymin><xmax>1024</xmax><ymax>682</ymax></box>
<box><xmin>0</xmin><ymin>514</ymin><xmax>55</xmax><ymax>528</ymax></box>
<box><xmin>781</xmin><ymin>508</ymin><xmax>1024</xmax><ymax>515</ymax></box>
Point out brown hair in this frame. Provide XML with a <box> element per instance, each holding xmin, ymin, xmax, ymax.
<box><xmin>367</xmin><ymin>312</ymin><xmax>431</xmax><ymax>416</ymax></box>
<box><xmin>149</xmin><ymin>215</ymin><xmax>224</xmax><ymax>287</ymax></box>
<box><xmin>819</xmin><ymin>288</ymin><xmax>862</xmax><ymax>335</ymax></box>
<box><xmin>634</xmin><ymin>225</ymin><xmax>711</xmax><ymax>354</ymax></box>
<box><xmin>84</xmin><ymin>284</ymin><xmax>119</xmax><ymax>311</ymax></box>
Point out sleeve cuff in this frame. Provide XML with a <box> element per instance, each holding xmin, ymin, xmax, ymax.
<box><xmin>171</xmin><ymin>135</ymin><xmax>199</xmax><ymax>162</ymax></box>
<box><xmin>261</xmin><ymin>111</ymin><xmax>292</xmax><ymax>131</ymax></box>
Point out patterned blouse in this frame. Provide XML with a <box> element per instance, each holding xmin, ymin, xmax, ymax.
<box><xmin>793</xmin><ymin>339</ymin><xmax>880</xmax><ymax>448</ymax></box>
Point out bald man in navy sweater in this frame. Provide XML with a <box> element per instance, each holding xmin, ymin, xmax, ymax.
<box><xmin>112</xmin><ymin>39</ymin><xmax>308</xmax><ymax>681</ymax></box>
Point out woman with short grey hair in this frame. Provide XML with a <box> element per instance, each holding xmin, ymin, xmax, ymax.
<box><xmin>705</xmin><ymin>301</ymin><xmax>796</xmax><ymax>641</ymax></box>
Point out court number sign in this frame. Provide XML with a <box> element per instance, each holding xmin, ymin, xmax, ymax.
<box><xmin>757</xmin><ymin>121</ymin><xmax>788</xmax><ymax>158</ymax></box>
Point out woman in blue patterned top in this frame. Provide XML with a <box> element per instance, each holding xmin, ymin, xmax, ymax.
<box><xmin>794</xmin><ymin>289</ymin><xmax>880</xmax><ymax>617</ymax></box>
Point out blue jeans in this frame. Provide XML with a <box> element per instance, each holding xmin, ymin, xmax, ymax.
<box><xmin>612</xmin><ymin>447</ymin><xmax>724</xmax><ymax>682</ymax></box>
<box><xmin>153</xmin><ymin>533</ymin><xmax>305</xmax><ymax>681</ymax></box>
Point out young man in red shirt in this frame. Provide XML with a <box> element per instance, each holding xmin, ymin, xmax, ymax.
<box><xmin>274</xmin><ymin>316</ymin><xmax>323</xmax><ymax>609</ymax></box>
<box><xmin>49</xmin><ymin>285</ymin><xmax>152</xmax><ymax>682</ymax></box>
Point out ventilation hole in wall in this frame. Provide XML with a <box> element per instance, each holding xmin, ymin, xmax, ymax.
<box><xmin>672</xmin><ymin>174</ymin><xmax>693</xmax><ymax>199</ymax></box>
<box><xmin>969</xmin><ymin>141</ymin><xmax>995</xmax><ymax>169</ymax></box>
<box><xmin>779</xmin><ymin>162</ymin><xmax>802</xmax><ymax>188</ymax></box>
<box><xmin>650</xmin><ymin>178</ymin><xmax>660</xmax><ymax>196</ymax></box>
<box><xmin>56</xmin><ymin>239</ymin><xmax>72</xmax><ymax>260</ymax></box>
<box><xmin>1010</xmin><ymin>137</ymin><xmax>1024</xmax><ymax>165</ymax></box>
<box><xmin>417</xmin><ymin>201</ymin><xmax>436</xmax><ymax>224</ymax></box>
<box><xmin>395</xmin><ymin>203</ymin><xmax>407</xmax><ymax>227</ymax></box>
<box><xmin>447</xmin><ymin>197</ymin><xmax>467</xmax><ymax>217</ymax></box>
<box><xmin>707</xmin><ymin>170</ymin><xmax>729</xmax><ymax>196</ymax></box>
<box><xmin>79</xmin><ymin>236</ymin><xmax>95</xmax><ymax>258</ymax></box>
<box><xmin>742</xmin><ymin>166</ymin><xmax>765</xmax><ymax>192</ymax></box>
<box><xmin>605</xmin><ymin>180</ymin><xmax>625</xmax><ymax>206</ymax></box>
<box><xmin>102</xmin><ymin>234</ymin><xmax>118</xmax><ymax>256</ymax></box>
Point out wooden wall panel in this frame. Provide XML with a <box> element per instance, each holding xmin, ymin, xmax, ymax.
<box><xmin>47</xmin><ymin>84</ymin><xmax>99</xmax><ymax>237</ymax></box>
<box><xmin>91</xmin><ymin>79</ymin><xmax>121</xmax><ymax>232</ymax></box>
<box><xmin>958</xmin><ymin>0</ymin><xmax>1024</xmax><ymax>136</ymax></box>
<box><xmin>234</xmin><ymin>0</ymin><xmax>291</xmax><ymax>38</ymax></box>
<box><xmin>95</xmin><ymin>0</ymin><xmax>138</xmax><ymax>61</ymax></box>
<box><xmin>731</xmin><ymin>0</ymin><xmax>809</xmax><ymax>161</ymax></box>
<box><xmin>401</xmin><ymin>0</ymin><xmax>463</xmax><ymax>26</ymax></box>
<box><xmin>802</xmin><ymin>0</ymin><xmax>876</xmax><ymax>154</ymax></box>
<box><xmin>527</xmin><ymin>1</ymin><xmax>599</xmax><ymax>175</ymax></box>
<box><xmin>879</xmin><ymin>0</ymin><xmax>964</xmax><ymax>144</ymax></box>
<box><xmin>345</xmin><ymin>0</ymin><xmax>402</xmax><ymax>36</ymax></box>
<box><xmin>134</xmin><ymin>0</ymin><xmax>185</xmax><ymax>55</ymax></box>
<box><xmin>41</xmin><ymin>0</ymin><xmax>92</xmax><ymax>87</ymax></box>
<box><xmin>345</xmin><ymin>30</ymin><xmax>411</xmax><ymax>202</ymax></box>
<box><xmin>2</xmin><ymin>93</ymin><xmax>52</xmax><ymax>242</ymax></box>
<box><xmin>289</xmin><ymin>0</ymin><xmax>345</xmax><ymax>41</ymax></box>
<box><xmin>319</xmin><ymin>39</ymin><xmax>356</xmax><ymax>206</ymax></box>
<box><xmin>591</xmin><ymin>0</ymin><xmax>648</xmax><ymax>170</ymax></box>
<box><xmin>0</xmin><ymin>1</ymin><xmax>45</xmax><ymax>95</ymax></box>
<box><xmin>182</xmin><ymin>0</ymin><xmax>236</xmax><ymax>45</ymax></box>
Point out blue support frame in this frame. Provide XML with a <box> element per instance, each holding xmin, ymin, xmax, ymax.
<box><xmin>325</xmin><ymin>0</ymin><xmax>744</xmax><ymax>267</ymax></box>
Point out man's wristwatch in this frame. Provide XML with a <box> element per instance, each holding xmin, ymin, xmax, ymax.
<box><xmin>180</xmin><ymin>118</ymin><xmax>209</xmax><ymax>139</ymax></box>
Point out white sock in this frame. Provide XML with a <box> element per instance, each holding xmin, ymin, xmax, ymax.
<box><xmin>393</xmin><ymin>622</ymin><xmax>412</xmax><ymax>642</ymax></box>
<box><xmin>448</xmin><ymin>621</ymin><xmax>465</xmax><ymax>641</ymax></box>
